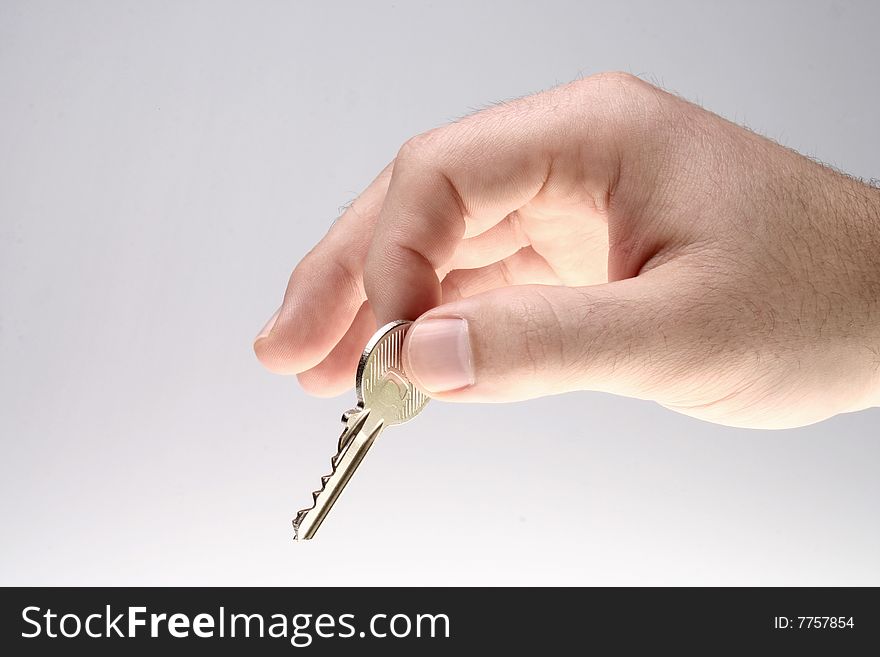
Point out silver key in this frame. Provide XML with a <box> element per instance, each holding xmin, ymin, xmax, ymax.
<box><xmin>292</xmin><ymin>320</ymin><xmax>429</xmax><ymax>540</ymax></box>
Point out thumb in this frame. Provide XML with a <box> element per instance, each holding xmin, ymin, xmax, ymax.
<box><xmin>402</xmin><ymin>272</ymin><xmax>696</xmax><ymax>403</ymax></box>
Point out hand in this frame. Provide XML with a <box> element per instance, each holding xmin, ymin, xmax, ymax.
<box><xmin>254</xmin><ymin>72</ymin><xmax>880</xmax><ymax>429</ymax></box>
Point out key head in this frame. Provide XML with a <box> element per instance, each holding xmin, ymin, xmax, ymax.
<box><xmin>356</xmin><ymin>320</ymin><xmax>429</xmax><ymax>426</ymax></box>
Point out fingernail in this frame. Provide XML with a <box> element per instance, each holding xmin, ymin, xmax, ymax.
<box><xmin>405</xmin><ymin>318</ymin><xmax>474</xmax><ymax>393</ymax></box>
<box><xmin>255</xmin><ymin>308</ymin><xmax>280</xmax><ymax>342</ymax></box>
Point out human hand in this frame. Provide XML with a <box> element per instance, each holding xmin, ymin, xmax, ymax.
<box><xmin>254</xmin><ymin>72</ymin><xmax>880</xmax><ymax>429</ymax></box>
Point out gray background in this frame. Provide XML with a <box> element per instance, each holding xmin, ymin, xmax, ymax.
<box><xmin>1</xmin><ymin>0</ymin><xmax>878</xmax><ymax>585</ymax></box>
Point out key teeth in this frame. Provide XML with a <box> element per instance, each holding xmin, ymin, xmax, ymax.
<box><xmin>293</xmin><ymin>408</ymin><xmax>369</xmax><ymax>540</ymax></box>
<box><xmin>292</xmin><ymin>509</ymin><xmax>309</xmax><ymax>540</ymax></box>
<box><xmin>292</xmin><ymin>452</ymin><xmax>343</xmax><ymax>538</ymax></box>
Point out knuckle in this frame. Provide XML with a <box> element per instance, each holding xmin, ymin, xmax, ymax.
<box><xmin>508</xmin><ymin>291</ymin><xmax>565</xmax><ymax>376</ymax></box>
<box><xmin>292</xmin><ymin>248</ymin><xmax>322</xmax><ymax>282</ymax></box>
<box><xmin>440</xmin><ymin>271</ymin><xmax>466</xmax><ymax>302</ymax></box>
<box><xmin>568</xmin><ymin>71</ymin><xmax>664</xmax><ymax>143</ymax></box>
<box><xmin>331</xmin><ymin>256</ymin><xmax>364</xmax><ymax>298</ymax></box>
<box><xmin>577</xmin><ymin>70</ymin><xmax>649</xmax><ymax>98</ymax></box>
<box><xmin>396</xmin><ymin>129</ymin><xmax>443</xmax><ymax>168</ymax></box>
<box><xmin>592</xmin><ymin>70</ymin><xmax>643</xmax><ymax>88</ymax></box>
<box><xmin>296</xmin><ymin>248</ymin><xmax>362</xmax><ymax>298</ymax></box>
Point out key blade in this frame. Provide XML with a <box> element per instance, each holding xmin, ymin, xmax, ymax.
<box><xmin>292</xmin><ymin>412</ymin><xmax>364</xmax><ymax>540</ymax></box>
<box><xmin>293</xmin><ymin>412</ymin><xmax>384</xmax><ymax>540</ymax></box>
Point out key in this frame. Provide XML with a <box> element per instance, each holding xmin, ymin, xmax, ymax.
<box><xmin>292</xmin><ymin>320</ymin><xmax>430</xmax><ymax>540</ymax></box>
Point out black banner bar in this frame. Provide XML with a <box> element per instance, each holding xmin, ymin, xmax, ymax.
<box><xmin>1</xmin><ymin>587</ymin><xmax>877</xmax><ymax>654</ymax></box>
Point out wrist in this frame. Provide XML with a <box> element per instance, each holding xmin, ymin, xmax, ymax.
<box><xmin>859</xmin><ymin>184</ymin><xmax>880</xmax><ymax>408</ymax></box>
<box><xmin>812</xmin><ymin>174</ymin><xmax>880</xmax><ymax>412</ymax></box>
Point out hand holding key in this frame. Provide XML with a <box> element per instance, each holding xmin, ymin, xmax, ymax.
<box><xmin>256</xmin><ymin>72</ymin><xmax>880</xmax><ymax>430</ymax></box>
